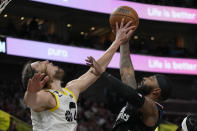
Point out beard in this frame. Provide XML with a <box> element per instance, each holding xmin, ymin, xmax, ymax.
<box><xmin>53</xmin><ymin>67</ymin><xmax>64</xmax><ymax>80</ymax></box>
<box><xmin>136</xmin><ymin>82</ymin><xmax>152</xmax><ymax>96</ymax></box>
<box><xmin>41</xmin><ymin>66</ymin><xmax>64</xmax><ymax>89</ymax></box>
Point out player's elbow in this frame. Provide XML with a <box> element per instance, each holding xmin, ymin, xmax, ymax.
<box><xmin>26</xmin><ymin>100</ymin><xmax>42</xmax><ymax>111</ymax></box>
<box><xmin>23</xmin><ymin>95</ymin><xmax>41</xmax><ymax>110</ymax></box>
<box><xmin>23</xmin><ymin>98</ymin><xmax>34</xmax><ymax>109</ymax></box>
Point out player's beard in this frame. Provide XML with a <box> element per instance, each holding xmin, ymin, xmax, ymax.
<box><xmin>53</xmin><ymin>67</ymin><xmax>64</xmax><ymax>80</ymax></box>
<box><xmin>42</xmin><ymin>67</ymin><xmax>64</xmax><ymax>89</ymax></box>
<box><xmin>136</xmin><ymin>82</ymin><xmax>152</xmax><ymax>96</ymax></box>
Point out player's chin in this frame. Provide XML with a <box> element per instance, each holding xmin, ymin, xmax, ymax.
<box><xmin>54</xmin><ymin>68</ymin><xmax>64</xmax><ymax>80</ymax></box>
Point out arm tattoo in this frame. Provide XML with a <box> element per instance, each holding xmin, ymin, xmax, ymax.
<box><xmin>120</xmin><ymin>41</ymin><xmax>137</xmax><ymax>89</ymax></box>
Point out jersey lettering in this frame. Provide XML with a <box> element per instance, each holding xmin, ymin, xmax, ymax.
<box><xmin>54</xmin><ymin>91</ymin><xmax>62</xmax><ymax>97</ymax></box>
<box><xmin>121</xmin><ymin>113</ymin><xmax>130</xmax><ymax>121</ymax></box>
<box><xmin>116</xmin><ymin>106</ymin><xmax>130</xmax><ymax>122</ymax></box>
<box><xmin>65</xmin><ymin>102</ymin><xmax>77</xmax><ymax>122</ymax></box>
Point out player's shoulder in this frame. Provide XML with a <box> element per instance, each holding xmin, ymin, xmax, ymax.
<box><xmin>66</xmin><ymin>79</ymin><xmax>78</xmax><ymax>88</ymax></box>
<box><xmin>38</xmin><ymin>89</ymin><xmax>54</xmax><ymax>98</ymax></box>
<box><xmin>65</xmin><ymin>80</ymin><xmax>78</xmax><ymax>93</ymax></box>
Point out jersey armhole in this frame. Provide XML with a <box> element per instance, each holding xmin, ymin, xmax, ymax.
<box><xmin>63</xmin><ymin>88</ymin><xmax>77</xmax><ymax>102</ymax></box>
<box><xmin>45</xmin><ymin>91</ymin><xmax>60</xmax><ymax>112</ymax></box>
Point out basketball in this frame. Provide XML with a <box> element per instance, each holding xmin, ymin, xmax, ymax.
<box><xmin>109</xmin><ymin>6</ymin><xmax>139</xmax><ymax>30</ymax></box>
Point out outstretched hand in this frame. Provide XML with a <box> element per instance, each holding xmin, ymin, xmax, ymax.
<box><xmin>27</xmin><ymin>73</ymin><xmax>49</xmax><ymax>93</ymax></box>
<box><xmin>85</xmin><ymin>56</ymin><xmax>104</xmax><ymax>76</ymax></box>
<box><xmin>113</xmin><ymin>18</ymin><xmax>136</xmax><ymax>44</ymax></box>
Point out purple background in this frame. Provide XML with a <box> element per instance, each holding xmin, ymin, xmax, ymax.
<box><xmin>6</xmin><ymin>37</ymin><xmax>197</xmax><ymax>75</ymax></box>
<box><xmin>31</xmin><ymin>0</ymin><xmax>197</xmax><ymax>24</ymax></box>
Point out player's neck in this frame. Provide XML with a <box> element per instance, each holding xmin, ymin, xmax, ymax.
<box><xmin>146</xmin><ymin>94</ymin><xmax>160</xmax><ymax>102</ymax></box>
<box><xmin>50</xmin><ymin>80</ymin><xmax>62</xmax><ymax>91</ymax></box>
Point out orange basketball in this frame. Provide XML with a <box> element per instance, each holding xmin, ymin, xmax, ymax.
<box><xmin>109</xmin><ymin>6</ymin><xmax>139</xmax><ymax>30</ymax></box>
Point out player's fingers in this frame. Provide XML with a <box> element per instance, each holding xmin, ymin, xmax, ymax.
<box><xmin>85</xmin><ymin>59</ymin><xmax>90</xmax><ymax>62</ymax></box>
<box><xmin>125</xmin><ymin>26</ymin><xmax>133</xmax><ymax>33</ymax></box>
<box><xmin>85</xmin><ymin>56</ymin><xmax>91</xmax><ymax>60</ymax></box>
<box><xmin>116</xmin><ymin>22</ymin><xmax>119</xmax><ymax>31</ymax></box>
<box><xmin>87</xmin><ymin>56</ymin><xmax>93</xmax><ymax>61</ymax></box>
<box><xmin>41</xmin><ymin>76</ymin><xmax>49</xmax><ymax>87</ymax></box>
<box><xmin>39</xmin><ymin>73</ymin><xmax>46</xmax><ymax>80</ymax></box>
<box><xmin>89</xmin><ymin>56</ymin><xmax>95</xmax><ymax>61</ymax></box>
<box><xmin>86</xmin><ymin>63</ymin><xmax>93</xmax><ymax>67</ymax></box>
<box><xmin>85</xmin><ymin>58</ymin><xmax>92</xmax><ymax>63</ymax></box>
<box><xmin>27</xmin><ymin>79</ymin><xmax>32</xmax><ymax>88</ymax></box>
<box><xmin>92</xmin><ymin>58</ymin><xmax>98</xmax><ymax>65</ymax></box>
<box><xmin>86</xmin><ymin>62</ymin><xmax>93</xmax><ymax>66</ymax></box>
<box><xmin>124</xmin><ymin>21</ymin><xmax>132</xmax><ymax>28</ymax></box>
<box><xmin>88</xmin><ymin>56</ymin><xmax>94</xmax><ymax>63</ymax></box>
<box><xmin>130</xmin><ymin>26</ymin><xmax>136</xmax><ymax>30</ymax></box>
<box><xmin>35</xmin><ymin>73</ymin><xmax>42</xmax><ymax>81</ymax></box>
<box><xmin>127</xmin><ymin>29</ymin><xmax>134</xmax><ymax>37</ymax></box>
<box><xmin>120</xmin><ymin>18</ymin><xmax>124</xmax><ymax>28</ymax></box>
<box><xmin>32</xmin><ymin>73</ymin><xmax>39</xmax><ymax>81</ymax></box>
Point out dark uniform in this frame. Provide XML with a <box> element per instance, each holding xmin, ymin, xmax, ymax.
<box><xmin>100</xmin><ymin>72</ymin><xmax>168</xmax><ymax>131</ymax></box>
<box><xmin>112</xmin><ymin>102</ymin><xmax>163</xmax><ymax>131</ymax></box>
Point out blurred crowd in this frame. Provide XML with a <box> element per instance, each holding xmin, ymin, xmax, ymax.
<box><xmin>0</xmin><ymin>80</ymin><xmax>31</xmax><ymax>124</ymax></box>
<box><xmin>77</xmin><ymin>96</ymin><xmax>115</xmax><ymax>131</ymax></box>
<box><xmin>130</xmin><ymin>39</ymin><xmax>195</xmax><ymax>58</ymax></box>
<box><xmin>0</xmin><ymin>17</ymin><xmax>63</xmax><ymax>44</ymax></box>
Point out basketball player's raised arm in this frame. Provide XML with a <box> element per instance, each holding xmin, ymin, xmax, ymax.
<box><xmin>119</xmin><ymin>41</ymin><xmax>159</xmax><ymax>125</ymax></box>
<box><xmin>120</xmin><ymin>40</ymin><xmax>137</xmax><ymax>89</ymax></box>
<box><xmin>66</xmin><ymin>19</ymin><xmax>134</xmax><ymax>101</ymax></box>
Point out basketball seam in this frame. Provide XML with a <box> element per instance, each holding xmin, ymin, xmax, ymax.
<box><xmin>110</xmin><ymin>14</ymin><xmax>138</xmax><ymax>21</ymax></box>
<box><xmin>117</xmin><ymin>6</ymin><xmax>138</xmax><ymax>18</ymax></box>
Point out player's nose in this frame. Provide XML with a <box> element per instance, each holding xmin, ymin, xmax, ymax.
<box><xmin>44</xmin><ymin>60</ymin><xmax>49</xmax><ymax>64</ymax></box>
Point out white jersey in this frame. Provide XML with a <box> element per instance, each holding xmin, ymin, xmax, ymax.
<box><xmin>31</xmin><ymin>88</ymin><xmax>77</xmax><ymax>131</ymax></box>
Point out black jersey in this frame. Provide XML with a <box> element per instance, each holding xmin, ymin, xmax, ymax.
<box><xmin>112</xmin><ymin>102</ymin><xmax>163</xmax><ymax>131</ymax></box>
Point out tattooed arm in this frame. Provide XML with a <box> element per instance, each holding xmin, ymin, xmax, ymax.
<box><xmin>120</xmin><ymin>41</ymin><xmax>137</xmax><ymax>89</ymax></box>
